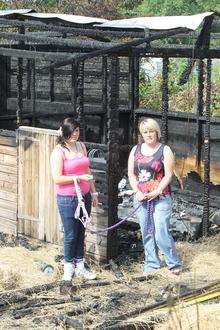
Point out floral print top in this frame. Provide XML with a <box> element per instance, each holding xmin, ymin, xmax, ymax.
<box><xmin>133</xmin><ymin>143</ymin><xmax>171</xmax><ymax>195</ymax></box>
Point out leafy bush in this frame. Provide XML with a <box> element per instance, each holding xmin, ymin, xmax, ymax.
<box><xmin>139</xmin><ymin>58</ymin><xmax>220</xmax><ymax>116</ymax></box>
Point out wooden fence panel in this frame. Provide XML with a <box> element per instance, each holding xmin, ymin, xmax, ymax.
<box><xmin>0</xmin><ymin>130</ymin><xmax>17</xmax><ymax>235</ymax></box>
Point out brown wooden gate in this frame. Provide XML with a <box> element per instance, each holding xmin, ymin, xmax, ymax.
<box><xmin>17</xmin><ymin>126</ymin><xmax>61</xmax><ymax>243</ymax></box>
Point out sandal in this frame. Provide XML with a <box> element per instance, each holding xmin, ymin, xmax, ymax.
<box><xmin>170</xmin><ymin>267</ymin><xmax>181</xmax><ymax>275</ymax></box>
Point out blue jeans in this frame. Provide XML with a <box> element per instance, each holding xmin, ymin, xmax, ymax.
<box><xmin>57</xmin><ymin>193</ymin><xmax>92</xmax><ymax>263</ymax></box>
<box><xmin>135</xmin><ymin>195</ymin><xmax>181</xmax><ymax>272</ymax></box>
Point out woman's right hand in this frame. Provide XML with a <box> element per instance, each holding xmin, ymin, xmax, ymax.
<box><xmin>77</xmin><ymin>174</ymin><xmax>93</xmax><ymax>181</ymax></box>
<box><xmin>135</xmin><ymin>190</ymin><xmax>146</xmax><ymax>202</ymax></box>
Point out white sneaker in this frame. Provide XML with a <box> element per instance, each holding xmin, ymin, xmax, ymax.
<box><xmin>62</xmin><ymin>262</ymin><xmax>75</xmax><ymax>281</ymax></box>
<box><xmin>75</xmin><ymin>261</ymin><xmax>96</xmax><ymax>280</ymax></box>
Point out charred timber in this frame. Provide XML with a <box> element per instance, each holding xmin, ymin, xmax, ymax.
<box><xmin>0</xmin><ymin>17</ymin><xmax>197</xmax><ymax>40</ymax></box>
<box><xmin>202</xmin><ymin>59</ymin><xmax>212</xmax><ymax>236</ymax></box>
<box><xmin>107</xmin><ymin>55</ymin><xmax>120</xmax><ymax>259</ymax></box>
<box><xmin>42</xmin><ymin>28</ymin><xmax>191</xmax><ymax>70</ymax></box>
<box><xmin>0</xmin><ymin>44</ymin><xmax>220</xmax><ymax>61</ymax></box>
<box><xmin>196</xmin><ymin>60</ymin><xmax>205</xmax><ymax>166</ymax></box>
<box><xmin>161</xmin><ymin>57</ymin><xmax>169</xmax><ymax>144</ymax></box>
<box><xmin>0</xmin><ymin>31</ymin><xmax>116</xmax><ymax>50</ymax></box>
<box><xmin>134</xmin><ymin>108</ymin><xmax>220</xmax><ymax>125</ymax></box>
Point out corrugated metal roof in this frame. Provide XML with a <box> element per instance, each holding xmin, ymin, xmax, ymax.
<box><xmin>97</xmin><ymin>12</ymin><xmax>214</xmax><ymax>31</ymax></box>
<box><xmin>0</xmin><ymin>10</ymin><xmax>215</xmax><ymax>31</ymax></box>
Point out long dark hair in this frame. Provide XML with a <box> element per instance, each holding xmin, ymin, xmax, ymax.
<box><xmin>57</xmin><ymin>117</ymin><xmax>80</xmax><ymax>149</ymax></box>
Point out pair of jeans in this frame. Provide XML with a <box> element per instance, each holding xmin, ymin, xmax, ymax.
<box><xmin>135</xmin><ymin>195</ymin><xmax>181</xmax><ymax>272</ymax></box>
<box><xmin>57</xmin><ymin>193</ymin><xmax>92</xmax><ymax>263</ymax></box>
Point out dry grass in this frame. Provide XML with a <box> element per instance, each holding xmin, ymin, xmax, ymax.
<box><xmin>0</xmin><ymin>234</ymin><xmax>219</xmax><ymax>329</ymax></box>
<box><xmin>156</xmin><ymin>303</ymin><xmax>220</xmax><ymax>330</ymax></box>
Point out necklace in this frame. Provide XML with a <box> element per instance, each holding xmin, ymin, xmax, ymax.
<box><xmin>66</xmin><ymin>142</ymin><xmax>78</xmax><ymax>154</ymax></box>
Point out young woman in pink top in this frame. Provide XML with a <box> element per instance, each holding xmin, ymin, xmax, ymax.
<box><xmin>51</xmin><ymin>118</ymin><xmax>98</xmax><ymax>281</ymax></box>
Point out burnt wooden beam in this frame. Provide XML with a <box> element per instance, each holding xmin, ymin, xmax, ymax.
<box><xmin>43</xmin><ymin>28</ymin><xmax>191</xmax><ymax>70</ymax></box>
<box><xmin>16</xmin><ymin>57</ymin><xmax>23</xmax><ymax>126</ymax></box>
<box><xmin>129</xmin><ymin>49</ymin><xmax>140</xmax><ymax>144</ymax></box>
<box><xmin>30</xmin><ymin>59</ymin><xmax>36</xmax><ymax>126</ymax></box>
<box><xmin>196</xmin><ymin>60</ymin><xmax>204</xmax><ymax>167</ymax></box>
<box><xmin>71</xmin><ymin>62</ymin><xmax>78</xmax><ymax>117</ymax></box>
<box><xmin>0</xmin><ymin>55</ymin><xmax>9</xmax><ymax>113</ymax></box>
<box><xmin>161</xmin><ymin>57</ymin><xmax>169</xmax><ymax>144</ymax></box>
<box><xmin>49</xmin><ymin>63</ymin><xmax>55</xmax><ymax>102</ymax></box>
<box><xmin>134</xmin><ymin>108</ymin><xmax>220</xmax><ymax>125</ymax></box>
<box><xmin>202</xmin><ymin>59</ymin><xmax>212</xmax><ymax>237</ymax></box>
<box><xmin>26</xmin><ymin>59</ymin><xmax>31</xmax><ymax>100</ymax></box>
<box><xmin>77</xmin><ymin>61</ymin><xmax>85</xmax><ymax>139</ymax></box>
<box><xmin>0</xmin><ymin>44</ymin><xmax>220</xmax><ymax>60</ymax></box>
<box><xmin>142</xmin><ymin>45</ymin><xmax>220</xmax><ymax>59</ymax></box>
<box><xmin>107</xmin><ymin>55</ymin><xmax>120</xmax><ymax>260</ymax></box>
<box><xmin>0</xmin><ymin>47</ymin><xmax>71</xmax><ymax>60</ymax></box>
<box><xmin>100</xmin><ymin>56</ymin><xmax>108</xmax><ymax>144</ymax></box>
<box><xmin>0</xmin><ymin>31</ymin><xmax>115</xmax><ymax>50</ymax></box>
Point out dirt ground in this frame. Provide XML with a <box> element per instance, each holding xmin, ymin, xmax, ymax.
<box><xmin>0</xmin><ymin>232</ymin><xmax>219</xmax><ymax>329</ymax></box>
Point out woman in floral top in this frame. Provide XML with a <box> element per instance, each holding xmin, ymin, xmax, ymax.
<box><xmin>128</xmin><ymin>118</ymin><xmax>181</xmax><ymax>275</ymax></box>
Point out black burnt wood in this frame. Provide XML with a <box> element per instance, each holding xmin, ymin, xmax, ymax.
<box><xmin>16</xmin><ymin>57</ymin><xmax>23</xmax><ymax>126</ymax></box>
<box><xmin>44</xmin><ymin>28</ymin><xmax>190</xmax><ymax>70</ymax></box>
<box><xmin>161</xmin><ymin>57</ymin><xmax>169</xmax><ymax>144</ymax></box>
<box><xmin>49</xmin><ymin>63</ymin><xmax>55</xmax><ymax>102</ymax></box>
<box><xmin>26</xmin><ymin>59</ymin><xmax>31</xmax><ymax>100</ymax></box>
<box><xmin>100</xmin><ymin>56</ymin><xmax>108</xmax><ymax>144</ymax></box>
<box><xmin>129</xmin><ymin>50</ymin><xmax>140</xmax><ymax>144</ymax></box>
<box><xmin>196</xmin><ymin>60</ymin><xmax>204</xmax><ymax>167</ymax></box>
<box><xmin>134</xmin><ymin>108</ymin><xmax>220</xmax><ymax>125</ymax></box>
<box><xmin>106</xmin><ymin>55</ymin><xmax>120</xmax><ymax>259</ymax></box>
<box><xmin>30</xmin><ymin>59</ymin><xmax>36</xmax><ymax>126</ymax></box>
<box><xmin>77</xmin><ymin>61</ymin><xmax>85</xmax><ymax>140</ymax></box>
<box><xmin>0</xmin><ymin>55</ymin><xmax>9</xmax><ymax>113</ymax></box>
<box><xmin>71</xmin><ymin>62</ymin><xmax>78</xmax><ymax>116</ymax></box>
<box><xmin>202</xmin><ymin>59</ymin><xmax>212</xmax><ymax>236</ymax></box>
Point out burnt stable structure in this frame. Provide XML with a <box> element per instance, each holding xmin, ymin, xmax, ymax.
<box><xmin>0</xmin><ymin>10</ymin><xmax>220</xmax><ymax>260</ymax></box>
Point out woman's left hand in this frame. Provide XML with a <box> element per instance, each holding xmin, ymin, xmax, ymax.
<box><xmin>145</xmin><ymin>188</ymin><xmax>161</xmax><ymax>201</ymax></box>
<box><xmin>92</xmin><ymin>196</ymin><xmax>99</xmax><ymax>207</ymax></box>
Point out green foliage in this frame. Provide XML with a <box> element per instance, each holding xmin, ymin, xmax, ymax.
<box><xmin>5</xmin><ymin>0</ymin><xmax>124</xmax><ymax>18</ymax></box>
<box><xmin>139</xmin><ymin>59</ymin><xmax>220</xmax><ymax>116</ymax></box>
<box><xmin>122</xmin><ymin>0</ymin><xmax>220</xmax><ymax>17</ymax></box>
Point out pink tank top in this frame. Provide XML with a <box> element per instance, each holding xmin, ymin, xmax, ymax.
<box><xmin>56</xmin><ymin>146</ymin><xmax>91</xmax><ymax>196</ymax></box>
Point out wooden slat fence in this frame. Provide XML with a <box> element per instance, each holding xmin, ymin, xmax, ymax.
<box><xmin>0</xmin><ymin>130</ymin><xmax>17</xmax><ymax>235</ymax></box>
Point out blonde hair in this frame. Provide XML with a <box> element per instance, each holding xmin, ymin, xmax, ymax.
<box><xmin>139</xmin><ymin>118</ymin><xmax>161</xmax><ymax>140</ymax></box>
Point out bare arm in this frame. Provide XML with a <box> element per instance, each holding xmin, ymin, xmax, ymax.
<box><xmin>127</xmin><ymin>148</ymin><xmax>139</xmax><ymax>192</ymax></box>
<box><xmin>80</xmin><ymin>142</ymin><xmax>98</xmax><ymax>206</ymax></box>
<box><xmin>128</xmin><ymin>147</ymin><xmax>146</xmax><ymax>201</ymax></box>
<box><xmin>51</xmin><ymin>148</ymin><xmax>75</xmax><ymax>184</ymax></box>
<box><xmin>157</xmin><ymin>145</ymin><xmax>174</xmax><ymax>191</ymax></box>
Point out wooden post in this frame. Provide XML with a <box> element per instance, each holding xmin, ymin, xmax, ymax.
<box><xmin>0</xmin><ymin>55</ymin><xmax>9</xmax><ymax>113</ymax></box>
<box><xmin>71</xmin><ymin>62</ymin><xmax>78</xmax><ymax>117</ymax></box>
<box><xmin>31</xmin><ymin>59</ymin><xmax>36</xmax><ymax>126</ymax></box>
<box><xmin>129</xmin><ymin>50</ymin><xmax>140</xmax><ymax>144</ymax></box>
<box><xmin>100</xmin><ymin>56</ymin><xmax>108</xmax><ymax>144</ymax></box>
<box><xmin>49</xmin><ymin>63</ymin><xmax>55</xmax><ymax>102</ymax></box>
<box><xmin>196</xmin><ymin>59</ymin><xmax>204</xmax><ymax>167</ymax></box>
<box><xmin>202</xmin><ymin>59</ymin><xmax>212</xmax><ymax>236</ymax></box>
<box><xmin>106</xmin><ymin>55</ymin><xmax>120</xmax><ymax>260</ymax></box>
<box><xmin>77</xmin><ymin>61</ymin><xmax>85</xmax><ymax>140</ymax></box>
<box><xmin>161</xmin><ymin>57</ymin><xmax>169</xmax><ymax>144</ymax></box>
